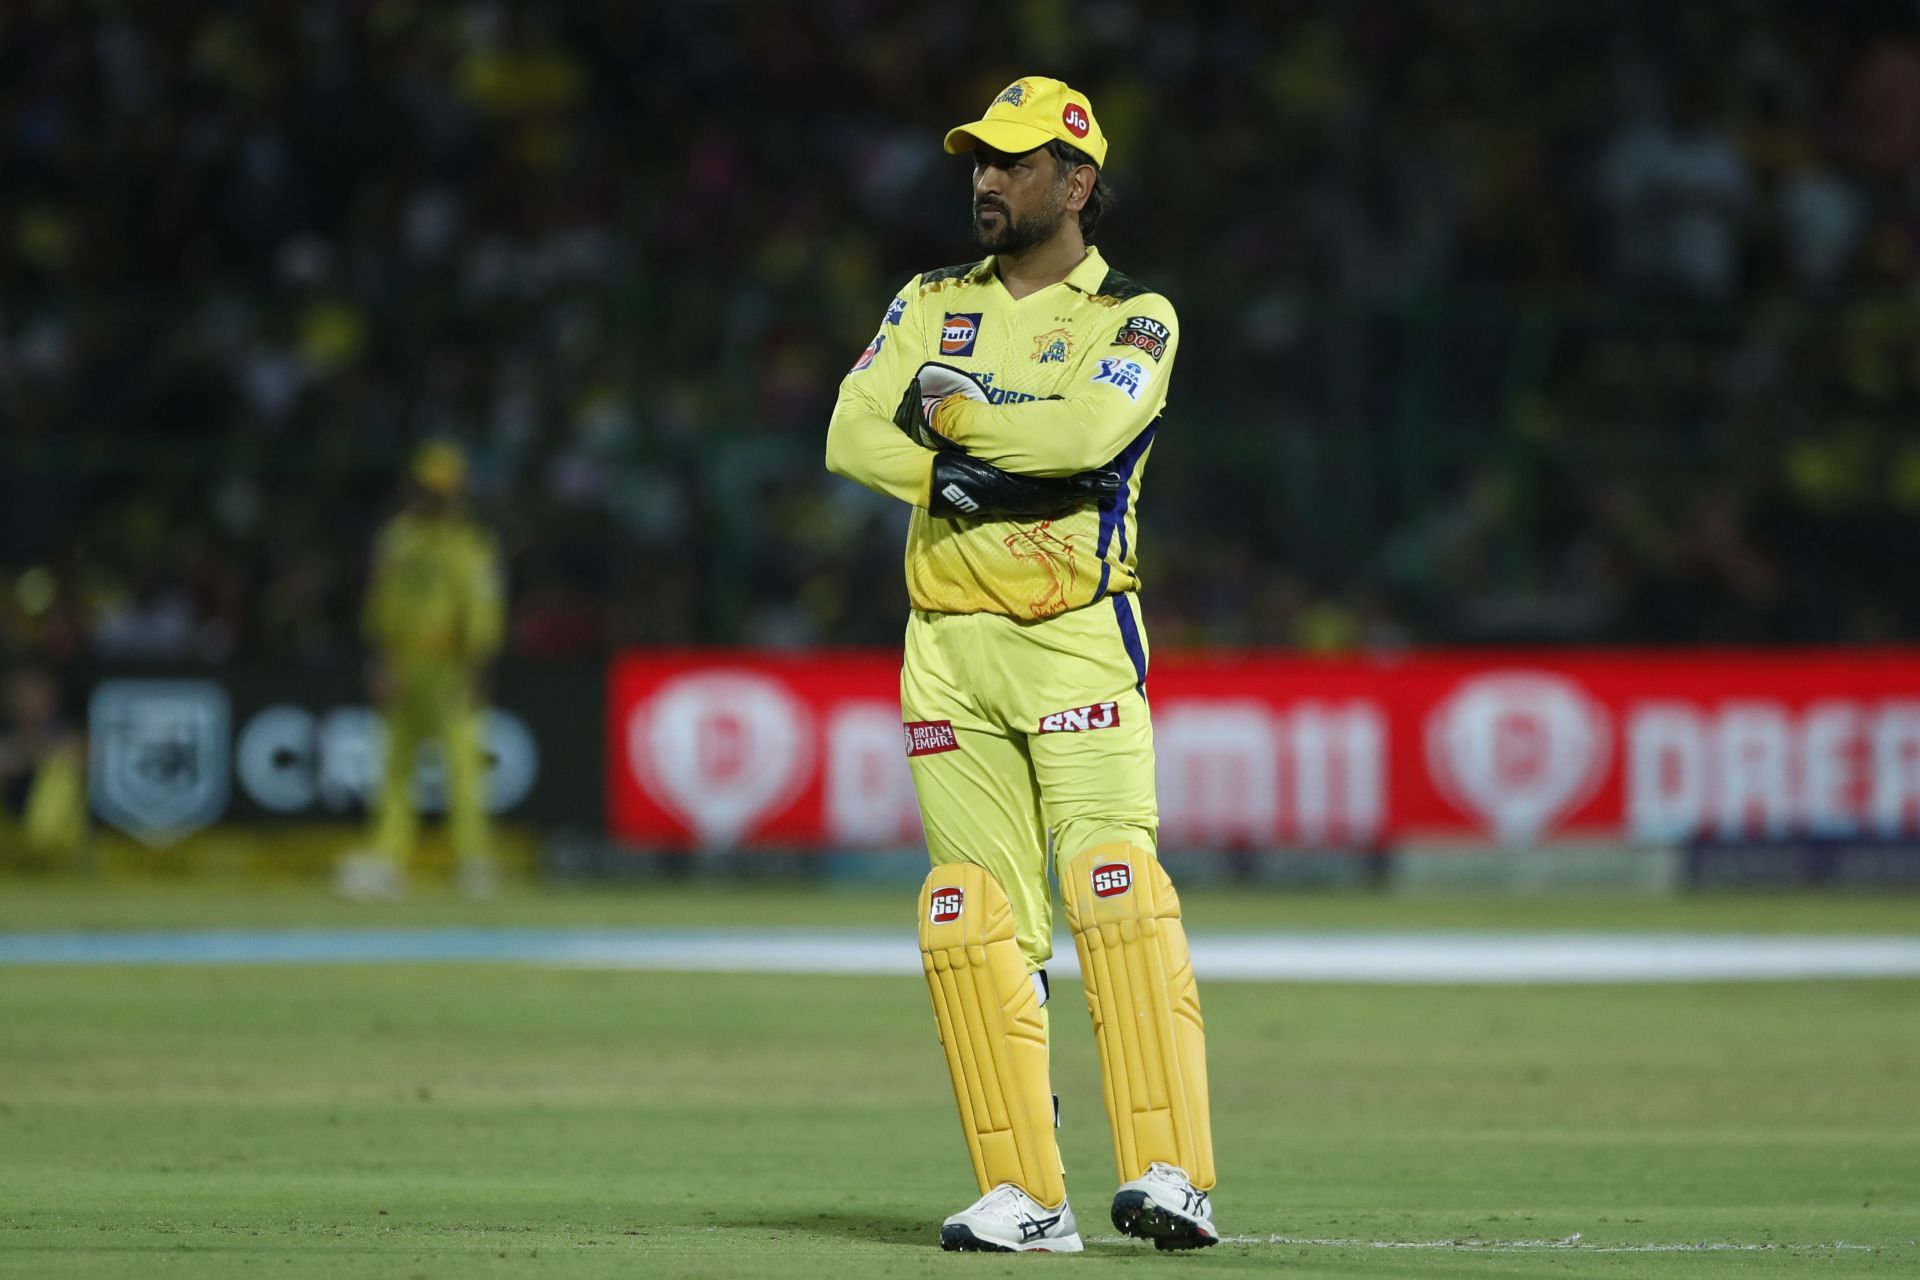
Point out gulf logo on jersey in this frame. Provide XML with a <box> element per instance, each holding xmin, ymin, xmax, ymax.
<box><xmin>930</xmin><ymin>887</ymin><xmax>964</xmax><ymax>923</ymax></box>
<box><xmin>1091</xmin><ymin>862</ymin><xmax>1132</xmax><ymax>898</ymax></box>
<box><xmin>940</xmin><ymin>313</ymin><xmax>982</xmax><ymax>357</ymax></box>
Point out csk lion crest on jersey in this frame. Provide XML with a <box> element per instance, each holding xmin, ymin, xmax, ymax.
<box><xmin>1032</xmin><ymin>328</ymin><xmax>1072</xmax><ymax>364</ymax></box>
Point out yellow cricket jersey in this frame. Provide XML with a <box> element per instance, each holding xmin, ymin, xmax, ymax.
<box><xmin>363</xmin><ymin>512</ymin><xmax>505</xmax><ymax>666</ymax></box>
<box><xmin>825</xmin><ymin>246</ymin><xmax>1176</xmax><ymax>620</ymax></box>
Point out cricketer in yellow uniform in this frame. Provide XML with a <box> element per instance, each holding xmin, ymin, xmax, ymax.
<box><xmin>826</xmin><ymin>77</ymin><xmax>1217</xmax><ymax>1253</ymax></box>
<box><xmin>0</xmin><ymin>667</ymin><xmax>86</xmax><ymax>867</ymax></box>
<box><xmin>353</xmin><ymin>442</ymin><xmax>504</xmax><ymax>896</ymax></box>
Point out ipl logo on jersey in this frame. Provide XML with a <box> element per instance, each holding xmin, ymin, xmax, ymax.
<box><xmin>1032</xmin><ymin>328</ymin><xmax>1072</xmax><ymax>364</ymax></box>
<box><xmin>1091</xmin><ymin>357</ymin><xmax>1151</xmax><ymax>401</ymax></box>
<box><xmin>883</xmin><ymin>297</ymin><xmax>905</xmax><ymax>326</ymax></box>
<box><xmin>940</xmin><ymin>313</ymin><xmax>982</xmax><ymax>357</ymax></box>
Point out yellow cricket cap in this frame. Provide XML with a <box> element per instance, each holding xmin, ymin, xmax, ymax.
<box><xmin>410</xmin><ymin>440</ymin><xmax>468</xmax><ymax>495</ymax></box>
<box><xmin>943</xmin><ymin>77</ymin><xmax>1107</xmax><ymax>169</ymax></box>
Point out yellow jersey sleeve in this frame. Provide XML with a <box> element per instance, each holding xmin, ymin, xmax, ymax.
<box><xmin>934</xmin><ymin>294</ymin><xmax>1178</xmax><ymax>478</ymax></box>
<box><xmin>824</xmin><ymin>278</ymin><xmax>935</xmax><ymax>508</ymax></box>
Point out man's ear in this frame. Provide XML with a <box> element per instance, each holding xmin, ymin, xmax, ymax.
<box><xmin>1063</xmin><ymin>164</ymin><xmax>1095</xmax><ymax>214</ymax></box>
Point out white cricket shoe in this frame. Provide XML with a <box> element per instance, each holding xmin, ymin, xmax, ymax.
<box><xmin>455</xmin><ymin>856</ymin><xmax>499</xmax><ymax>901</ymax></box>
<box><xmin>939</xmin><ymin>1183</ymin><xmax>1083</xmax><ymax>1253</ymax></box>
<box><xmin>332</xmin><ymin>852</ymin><xmax>406</xmax><ymax>902</ymax></box>
<box><xmin>1110</xmin><ymin>1162</ymin><xmax>1219</xmax><ymax>1251</ymax></box>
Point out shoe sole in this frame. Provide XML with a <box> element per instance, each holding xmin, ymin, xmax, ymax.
<box><xmin>940</xmin><ymin>1224</ymin><xmax>1084</xmax><ymax>1253</ymax></box>
<box><xmin>1110</xmin><ymin>1191</ymin><xmax>1219</xmax><ymax>1251</ymax></box>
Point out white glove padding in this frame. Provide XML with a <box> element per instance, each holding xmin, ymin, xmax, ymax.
<box><xmin>915</xmin><ymin>362</ymin><xmax>990</xmax><ymax>418</ymax></box>
<box><xmin>894</xmin><ymin>362</ymin><xmax>991</xmax><ymax>452</ymax></box>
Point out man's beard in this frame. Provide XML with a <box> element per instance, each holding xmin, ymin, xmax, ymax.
<box><xmin>970</xmin><ymin>198</ymin><xmax>1065</xmax><ymax>254</ymax></box>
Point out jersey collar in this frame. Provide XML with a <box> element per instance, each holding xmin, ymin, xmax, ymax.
<box><xmin>973</xmin><ymin>246</ymin><xmax>1110</xmax><ymax>295</ymax></box>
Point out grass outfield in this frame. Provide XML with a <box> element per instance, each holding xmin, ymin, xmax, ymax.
<box><xmin>1</xmin><ymin>883</ymin><xmax>1917</xmax><ymax>1276</ymax></box>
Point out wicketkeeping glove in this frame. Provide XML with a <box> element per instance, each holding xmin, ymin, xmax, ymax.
<box><xmin>930</xmin><ymin>452</ymin><xmax>1122</xmax><ymax>520</ymax></box>
<box><xmin>893</xmin><ymin>362</ymin><xmax>989</xmax><ymax>452</ymax></box>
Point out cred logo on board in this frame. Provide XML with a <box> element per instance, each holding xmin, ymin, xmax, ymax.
<box><xmin>1090</xmin><ymin>863</ymin><xmax>1132</xmax><ymax>897</ymax></box>
<box><xmin>930</xmin><ymin>888</ymin><xmax>965</xmax><ymax>923</ymax></box>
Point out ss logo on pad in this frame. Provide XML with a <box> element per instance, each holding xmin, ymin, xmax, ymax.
<box><xmin>930</xmin><ymin>888</ymin><xmax>965</xmax><ymax>923</ymax></box>
<box><xmin>1091</xmin><ymin>863</ymin><xmax>1132</xmax><ymax>898</ymax></box>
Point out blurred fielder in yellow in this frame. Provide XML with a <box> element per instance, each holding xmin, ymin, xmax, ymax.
<box><xmin>826</xmin><ymin>78</ymin><xmax>1217</xmax><ymax>1252</ymax></box>
<box><xmin>0</xmin><ymin>665</ymin><xmax>86</xmax><ymax>867</ymax></box>
<box><xmin>336</xmin><ymin>441</ymin><xmax>504</xmax><ymax>900</ymax></box>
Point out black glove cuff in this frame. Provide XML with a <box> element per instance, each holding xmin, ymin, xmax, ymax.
<box><xmin>929</xmin><ymin>452</ymin><xmax>993</xmax><ymax>519</ymax></box>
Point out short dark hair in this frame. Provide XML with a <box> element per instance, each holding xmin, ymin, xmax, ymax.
<box><xmin>1045</xmin><ymin>139</ymin><xmax>1111</xmax><ymax>240</ymax></box>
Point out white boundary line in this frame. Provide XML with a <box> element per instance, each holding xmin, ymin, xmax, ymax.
<box><xmin>1090</xmin><ymin>1231</ymin><xmax>1882</xmax><ymax>1253</ymax></box>
<box><xmin>4</xmin><ymin>929</ymin><xmax>1920</xmax><ymax>983</ymax></box>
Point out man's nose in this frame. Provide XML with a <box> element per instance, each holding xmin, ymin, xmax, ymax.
<box><xmin>974</xmin><ymin>166</ymin><xmax>1007</xmax><ymax>197</ymax></box>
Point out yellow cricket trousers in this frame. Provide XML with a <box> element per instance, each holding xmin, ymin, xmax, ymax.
<box><xmin>370</xmin><ymin>660</ymin><xmax>489</xmax><ymax>867</ymax></box>
<box><xmin>901</xmin><ymin>594</ymin><xmax>1157</xmax><ymax>970</ymax></box>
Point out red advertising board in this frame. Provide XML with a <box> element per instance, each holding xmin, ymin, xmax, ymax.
<box><xmin>606</xmin><ymin>649</ymin><xmax>1920</xmax><ymax>851</ymax></box>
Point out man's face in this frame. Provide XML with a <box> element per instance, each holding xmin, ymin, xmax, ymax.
<box><xmin>970</xmin><ymin>145</ymin><xmax>1069</xmax><ymax>254</ymax></box>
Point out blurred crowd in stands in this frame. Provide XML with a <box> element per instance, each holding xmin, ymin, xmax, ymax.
<box><xmin>3</xmin><ymin>0</ymin><xmax>1919</xmax><ymax>667</ymax></box>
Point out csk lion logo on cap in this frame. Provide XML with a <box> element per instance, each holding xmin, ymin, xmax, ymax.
<box><xmin>930</xmin><ymin>887</ymin><xmax>965</xmax><ymax>923</ymax></box>
<box><xmin>993</xmin><ymin>81</ymin><xmax>1029</xmax><ymax>107</ymax></box>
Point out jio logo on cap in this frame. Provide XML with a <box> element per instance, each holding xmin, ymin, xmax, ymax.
<box><xmin>1062</xmin><ymin>104</ymin><xmax>1090</xmax><ymax>137</ymax></box>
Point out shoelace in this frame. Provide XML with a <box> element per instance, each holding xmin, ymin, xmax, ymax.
<box><xmin>970</xmin><ymin>1184</ymin><xmax>1030</xmax><ymax>1214</ymax></box>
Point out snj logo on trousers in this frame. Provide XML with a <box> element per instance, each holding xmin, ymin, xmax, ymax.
<box><xmin>930</xmin><ymin>887</ymin><xmax>965</xmax><ymax>923</ymax></box>
<box><xmin>904</xmin><ymin>719</ymin><xmax>960</xmax><ymax>757</ymax></box>
<box><xmin>1091</xmin><ymin>862</ymin><xmax>1132</xmax><ymax>897</ymax></box>
<box><xmin>1038</xmin><ymin>701</ymin><xmax>1118</xmax><ymax>734</ymax></box>
<box><xmin>940</xmin><ymin>313</ymin><xmax>982</xmax><ymax>357</ymax></box>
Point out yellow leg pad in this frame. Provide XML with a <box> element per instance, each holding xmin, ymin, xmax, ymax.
<box><xmin>918</xmin><ymin>864</ymin><xmax>1065</xmax><ymax>1207</ymax></box>
<box><xmin>1062</xmin><ymin>845</ymin><xmax>1215</xmax><ymax>1190</ymax></box>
